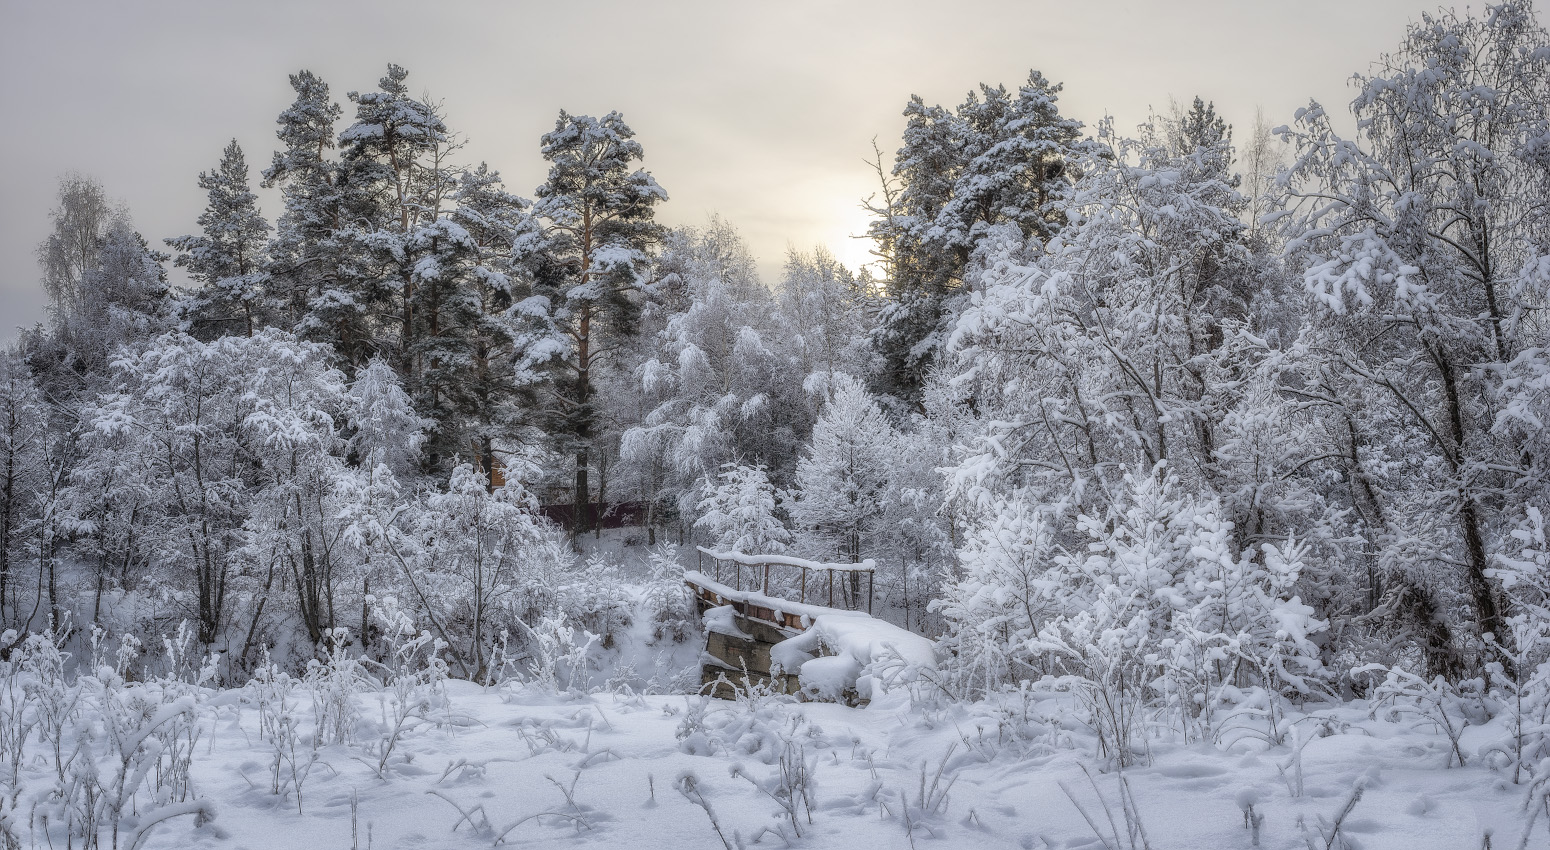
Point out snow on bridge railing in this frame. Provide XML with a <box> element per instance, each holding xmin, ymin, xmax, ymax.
<box><xmin>694</xmin><ymin>546</ymin><xmax>875</xmax><ymax>614</ymax></box>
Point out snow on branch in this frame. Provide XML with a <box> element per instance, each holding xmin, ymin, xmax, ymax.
<box><xmin>696</xmin><ymin>546</ymin><xmax>876</xmax><ymax>573</ymax></box>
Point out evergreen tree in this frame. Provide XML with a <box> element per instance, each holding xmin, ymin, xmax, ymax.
<box><xmin>1168</xmin><ymin>96</ymin><xmax>1234</xmax><ymax>170</ymax></box>
<box><xmin>517</xmin><ymin>111</ymin><xmax>667</xmax><ymax>534</ymax></box>
<box><xmin>336</xmin><ymin>63</ymin><xmax>454</xmax><ymax>369</ymax></box>
<box><xmin>345</xmin><ymin>356</ymin><xmax>430</xmax><ymax>482</ymax></box>
<box><xmin>867</xmin><ymin>71</ymin><xmax>1090</xmax><ymax>403</ymax></box>
<box><xmin>168</xmin><ymin>139</ymin><xmax>272</xmax><ymax>338</ymax></box>
<box><xmin>792</xmin><ymin>375</ymin><xmax>894</xmax><ymax>567</ymax></box>
<box><xmin>695</xmin><ymin>463</ymin><xmax>790</xmax><ymax>554</ymax></box>
<box><xmin>262</xmin><ymin>70</ymin><xmax>352</xmax><ymax>351</ymax></box>
<box><xmin>448</xmin><ymin>164</ymin><xmax>542</xmax><ymax>480</ymax></box>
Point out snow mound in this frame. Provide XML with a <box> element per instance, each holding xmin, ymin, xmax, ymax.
<box><xmin>702</xmin><ymin>604</ymin><xmax>751</xmax><ymax>639</ymax></box>
<box><xmin>774</xmin><ymin>613</ymin><xmax>936</xmax><ymax>707</ymax></box>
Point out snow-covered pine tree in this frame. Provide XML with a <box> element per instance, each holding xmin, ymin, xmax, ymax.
<box><xmin>448</xmin><ymin>163</ymin><xmax>543</xmax><ymax>480</ymax></box>
<box><xmin>792</xmin><ymin>375</ymin><xmax>895</xmax><ymax>605</ymax></box>
<box><xmin>877</xmin><ymin>423</ymin><xmax>954</xmax><ymax>633</ymax></box>
<box><xmin>168</xmin><ymin>139</ymin><xmax>272</xmax><ymax>338</ymax></box>
<box><xmin>694</xmin><ymin>463</ymin><xmax>790</xmax><ymax>555</ymax></box>
<box><xmin>345</xmin><ymin>357</ymin><xmax>431</xmax><ymax>482</ymax></box>
<box><xmin>516</xmin><ymin>110</ymin><xmax>667</xmax><ymax>535</ymax></box>
<box><xmin>337</xmin><ymin>63</ymin><xmax>453</xmax><ymax>363</ymax></box>
<box><xmin>261</xmin><ymin>70</ymin><xmax>347</xmax><ymax>345</ymax></box>
<box><xmin>868</xmin><ymin>70</ymin><xmax>1090</xmax><ymax>402</ymax></box>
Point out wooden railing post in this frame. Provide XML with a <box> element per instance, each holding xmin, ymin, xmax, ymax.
<box><xmin>762</xmin><ymin>564</ymin><xmax>769</xmax><ymax>596</ymax></box>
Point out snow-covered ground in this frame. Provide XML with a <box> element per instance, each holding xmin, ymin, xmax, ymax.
<box><xmin>5</xmin><ymin>661</ymin><xmax>1543</xmax><ymax>850</ymax></box>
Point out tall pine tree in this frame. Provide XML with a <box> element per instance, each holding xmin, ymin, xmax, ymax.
<box><xmin>867</xmin><ymin>71</ymin><xmax>1090</xmax><ymax>403</ymax></box>
<box><xmin>169</xmin><ymin>139</ymin><xmax>272</xmax><ymax>338</ymax></box>
<box><xmin>516</xmin><ymin>111</ymin><xmax>667</xmax><ymax>534</ymax></box>
<box><xmin>261</xmin><ymin>70</ymin><xmax>350</xmax><ymax>350</ymax></box>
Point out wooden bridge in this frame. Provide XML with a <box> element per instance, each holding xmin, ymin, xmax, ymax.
<box><xmin>686</xmin><ymin>547</ymin><xmax>877</xmax><ymax>698</ymax></box>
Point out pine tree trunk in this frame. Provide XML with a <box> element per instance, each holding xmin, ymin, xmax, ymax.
<box><xmin>573</xmin><ymin>209</ymin><xmax>595</xmax><ymax>539</ymax></box>
<box><xmin>0</xmin><ymin>443</ymin><xmax>12</xmax><ymax>624</ymax></box>
<box><xmin>575</xmin><ymin>447</ymin><xmax>589</xmax><ymax>539</ymax></box>
<box><xmin>595</xmin><ymin>454</ymin><xmax>607</xmax><ymax>540</ymax></box>
<box><xmin>574</xmin><ymin>297</ymin><xmax>593</xmax><ymax>538</ymax></box>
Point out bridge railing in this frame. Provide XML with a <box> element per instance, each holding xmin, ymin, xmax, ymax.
<box><xmin>695</xmin><ymin>547</ymin><xmax>876</xmax><ymax>614</ymax></box>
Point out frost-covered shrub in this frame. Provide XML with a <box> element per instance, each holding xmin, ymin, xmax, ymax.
<box><xmin>361</xmin><ymin>602</ymin><xmax>449</xmax><ymax>779</ymax></box>
<box><xmin>1360</xmin><ymin>665</ymin><xmax>1483</xmax><ymax>768</ymax></box>
<box><xmin>695</xmin><ymin>463</ymin><xmax>790</xmax><ymax>554</ymax></box>
<box><xmin>246</xmin><ymin>652</ymin><xmax>316</xmax><ymax>811</ymax></box>
<box><xmin>523</xmin><ymin>615</ymin><xmax>597</xmax><ymax>695</ymax></box>
<box><xmin>384</xmin><ymin>463</ymin><xmax>564</xmax><ymax>680</ymax></box>
<box><xmin>19</xmin><ymin>630</ymin><xmax>77</xmax><ymax>781</ymax></box>
<box><xmin>556</xmin><ymin>556</ymin><xmax>634</xmax><ymax>649</ymax></box>
<box><xmin>675</xmin><ymin>689</ymin><xmax>825</xmax><ymax>764</ymax></box>
<box><xmin>0</xmin><ymin>634</ymin><xmax>33</xmax><ymax>790</ymax></box>
<box><xmin>643</xmin><ymin>546</ymin><xmax>695</xmax><ymax>643</ymax></box>
<box><xmin>1480</xmin><ymin>508</ymin><xmax>1550</xmax><ymax>781</ymax></box>
<box><xmin>18</xmin><ymin>655</ymin><xmax>217</xmax><ymax>848</ymax></box>
<box><xmin>940</xmin><ymin>467</ymin><xmax>1326</xmax><ymax>760</ymax></box>
<box><xmin>304</xmin><ymin>628</ymin><xmax>371</xmax><ymax>746</ymax></box>
<box><xmin>931</xmin><ymin>497</ymin><xmax>1056</xmax><ymax>700</ymax></box>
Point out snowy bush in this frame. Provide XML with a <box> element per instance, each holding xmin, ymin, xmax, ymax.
<box><xmin>523</xmin><ymin>615</ymin><xmax>599</xmax><ymax>695</ymax></box>
<box><xmin>360</xmin><ymin>603</ymin><xmax>449</xmax><ymax>779</ymax></box>
<box><xmin>556</xmin><ymin>555</ymin><xmax>634</xmax><ymax>650</ymax></box>
<box><xmin>643</xmin><ymin>545</ymin><xmax>695</xmax><ymax>643</ymax></box>
<box><xmin>695</xmin><ymin>463</ymin><xmax>790</xmax><ymax>554</ymax></box>
<box><xmin>379</xmin><ymin>462</ymin><xmax>563</xmax><ymax>681</ymax></box>
<box><xmin>940</xmin><ymin>467</ymin><xmax>1325</xmax><ymax>761</ymax></box>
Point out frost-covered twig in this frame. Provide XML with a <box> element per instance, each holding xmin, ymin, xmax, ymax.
<box><xmin>1300</xmin><ymin>778</ymin><xmax>1365</xmax><ymax>850</ymax></box>
<box><xmin>1059</xmin><ymin>764</ymin><xmax>1152</xmax><ymax>850</ymax></box>
<box><xmin>675</xmin><ymin>772</ymin><xmax>733</xmax><ymax>850</ymax></box>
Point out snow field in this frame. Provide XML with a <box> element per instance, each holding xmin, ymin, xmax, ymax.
<box><xmin>5</xmin><ymin>658</ymin><xmax>1540</xmax><ymax>850</ymax></box>
<box><xmin>179</xmin><ymin>688</ymin><xmax>1550</xmax><ymax>848</ymax></box>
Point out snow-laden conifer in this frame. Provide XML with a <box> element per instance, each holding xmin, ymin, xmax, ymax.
<box><xmin>695</xmin><ymin>464</ymin><xmax>790</xmax><ymax>555</ymax></box>
<box><xmin>168</xmin><ymin>139</ymin><xmax>271</xmax><ymax>338</ymax></box>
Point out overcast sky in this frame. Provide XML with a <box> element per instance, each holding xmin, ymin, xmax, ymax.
<box><xmin>1</xmin><ymin>0</ymin><xmax>1531</xmax><ymax>345</ymax></box>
